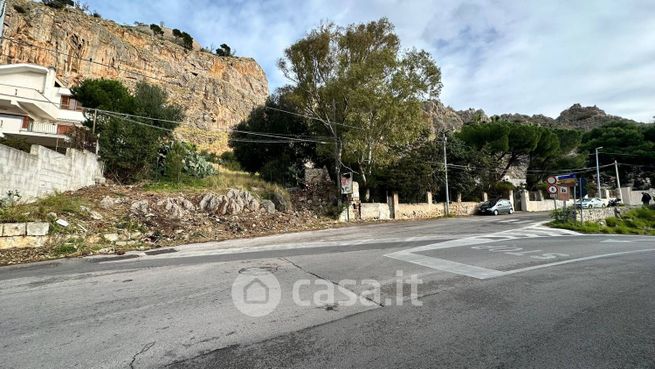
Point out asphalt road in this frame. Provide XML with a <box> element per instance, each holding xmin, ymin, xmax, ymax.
<box><xmin>1</xmin><ymin>212</ymin><xmax>654</xmax><ymax>369</ymax></box>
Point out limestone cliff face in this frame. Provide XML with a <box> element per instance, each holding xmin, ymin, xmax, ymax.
<box><xmin>1</xmin><ymin>0</ymin><xmax>269</xmax><ymax>152</ymax></box>
<box><xmin>429</xmin><ymin>100</ymin><xmax>640</xmax><ymax>132</ymax></box>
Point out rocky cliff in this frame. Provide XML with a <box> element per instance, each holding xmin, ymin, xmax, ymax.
<box><xmin>429</xmin><ymin>102</ymin><xmax>640</xmax><ymax>132</ymax></box>
<box><xmin>1</xmin><ymin>0</ymin><xmax>269</xmax><ymax>152</ymax></box>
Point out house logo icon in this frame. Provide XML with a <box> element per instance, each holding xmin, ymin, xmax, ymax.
<box><xmin>232</xmin><ymin>268</ymin><xmax>281</xmax><ymax>317</ymax></box>
<box><xmin>244</xmin><ymin>279</ymin><xmax>270</xmax><ymax>304</ymax></box>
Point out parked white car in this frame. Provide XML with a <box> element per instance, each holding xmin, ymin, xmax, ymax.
<box><xmin>575</xmin><ymin>197</ymin><xmax>605</xmax><ymax>209</ymax></box>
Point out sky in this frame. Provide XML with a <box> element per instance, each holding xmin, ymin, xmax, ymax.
<box><xmin>83</xmin><ymin>0</ymin><xmax>655</xmax><ymax>122</ymax></box>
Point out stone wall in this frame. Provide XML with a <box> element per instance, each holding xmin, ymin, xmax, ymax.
<box><xmin>0</xmin><ymin>144</ymin><xmax>104</xmax><ymax>201</ymax></box>
<box><xmin>576</xmin><ymin>207</ymin><xmax>616</xmax><ymax>224</ymax></box>
<box><xmin>339</xmin><ymin>191</ymin><xmax>481</xmax><ymax>222</ymax></box>
<box><xmin>0</xmin><ymin>222</ymin><xmax>49</xmax><ymax>249</ymax></box>
<box><xmin>396</xmin><ymin>203</ymin><xmax>442</xmax><ymax>219</ymax></box>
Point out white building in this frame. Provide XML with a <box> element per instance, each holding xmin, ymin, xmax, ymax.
<box><xmin>0</xmin><ymin>64</ymin><xmax>86</xmax><ymax>149</ymax></box>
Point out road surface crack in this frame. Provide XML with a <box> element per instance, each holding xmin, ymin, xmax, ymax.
<box><xmin>280</xmin><ymin>257</ymin><xmax>384</xmax><ymax>307</ymax></box>
<box><xmin>129</xmin><ymin>341</ymin><xmax>156</xmax><ymax>369</ymax></box>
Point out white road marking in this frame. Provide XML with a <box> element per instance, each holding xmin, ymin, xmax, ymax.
<box><xmin>502</xmin><ymin>249</ymin><xmax>655</xmax><ymax>276</ymax></box>
<box><xmin>385</xmin><ymin>222</ymin><xmax>588</xmax><ymax>279</ymax></box>
<box><xmin>498</xmin><ymin>219</ymin><xmax>520</xmax><ymax>223</ymax></box>
<box><xmin>386</xmin><ymin>251</ymin><xmax>505</xmax><ymax>279</ymax></box>
<box><xmin>601</xmin><ymin>239</ymin><xmax>633</xmax><ymax>243</ymax></box>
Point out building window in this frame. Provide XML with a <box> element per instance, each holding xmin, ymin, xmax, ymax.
<box><xmin>60</xmin><ymin>95</ymin><xmax>84</xmax><ymax>111</ymax></box>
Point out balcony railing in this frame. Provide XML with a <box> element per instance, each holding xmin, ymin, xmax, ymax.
<box><xmin>23</xmin><ymin>122</ymin><xmax>58</xmax><ymax>135</ymax></box>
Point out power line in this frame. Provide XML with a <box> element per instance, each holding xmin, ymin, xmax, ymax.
<box><xmin>97</xmin><ymin>109</ymin><xmax>330</xmax><ymax>143</ymax></box>
<box><xmin>264</xmin><ymin>106</ymin><xmax>364</xmax><ymax>130</ymax></box>
<box><xmin>96</xmin><ymin>110</ymin><xmax>329</xmax><ymax>144</ymax></box>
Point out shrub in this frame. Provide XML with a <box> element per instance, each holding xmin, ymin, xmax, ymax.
<box><xmin>0</xmin><ymin>190</ymin><xmax>22</xmax><ymax>208</ymax></box>
<box><xmin>217</xmin><ymin>151</ymin><xmax>242</xmax><ymax>171</ymax></box>
<box><xmin>13</xmin><ymin>4</ymin><xmax>28</xmax><ymax>13</ymax></box>
<box><xmin>0</xmin><ymin>136</ymin><xmax>31</xmax><ymax>152</ymax></box>
<box><xmin>71</xmin><ymin>79</ymin><xmax>183</xmax><ymax>182</ymax></box>
<box><xmin>149</xmin><ymin>24</ymin><xmax>164</xmax><ymax>36</ymax></box>
<box><xmin>42</xmin><ymin>0</ymin><xmax>74</xmax><ymax>9</ymax></box>
<box><xmin>92</xmin><ymin>12</ymin><xmax>101</xmax><ymax>18</ymax></box>
<box><xmin>172</xmin><ymin>29</ymin><xmax>182</xmax><ymax>37</ymax></box>
<box><xmin>605</xmin><ymin>217</ymin><xmax>618</xmax><ymax>227</ymax></box>
<box><xmin>216</xmin><ymin>44</ymin><xmax>233</xmax><ymax>57</ymax></box>
<box><xmin>551</xmin><ymin>207</ymin><xmax>576</xmax><ymax>223</ymax></box>
<box><xmin>181</xmin><ymin>32</ymin><xmax>193</xmax><ymax>50</ymax></box>
<box><xmin>157</xmin><ymin>141</ymin><xmax>216</xmax><ymax>180</ymax></box>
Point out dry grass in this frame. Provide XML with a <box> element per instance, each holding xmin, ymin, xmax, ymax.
<box><xmin>0</xmin><ymin>193</ymin><xmax>90</xmax><ymax>223</ymax></box>
<box><xmin>140</xmin><ymin>168</ymin><xmax>290</xmax><ymax>202</ymax></box>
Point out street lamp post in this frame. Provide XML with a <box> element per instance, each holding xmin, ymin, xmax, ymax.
<box><xmin>595</xmin><ymin>147</ymin><xmax>603</xmax><ymax>198</ymax></box>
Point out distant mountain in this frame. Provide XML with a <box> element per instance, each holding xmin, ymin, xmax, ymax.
<box><xmin>427</xmin><ymin>102</ymin><xmax>641</xmax><ymax>132</ymax></box>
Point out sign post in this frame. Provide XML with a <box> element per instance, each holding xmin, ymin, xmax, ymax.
<box><xmin>340</xmin><ymin>173</ymin><xmax>353</xmax><ymax>222</ymax></box>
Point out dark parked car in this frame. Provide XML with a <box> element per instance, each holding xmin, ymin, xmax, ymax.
<box><xmin>479</xmin><ymin>199</ymin><xmax>514</xmax><ymax>215</ymax></box>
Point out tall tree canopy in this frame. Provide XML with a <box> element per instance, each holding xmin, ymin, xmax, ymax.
<box><xmin>72</xmin><ymin>79</ymin><xmax>183</xmax><ymax>182</ymax></box>
<box><xmin>458</xmin><ymin>120</ymin><xmax>585</xmax><ymax>191</ymax></box>
<box><xmin>278</xmin><ymin>18</ymin><xmax>442</xmax><ymax>197</ymax></box>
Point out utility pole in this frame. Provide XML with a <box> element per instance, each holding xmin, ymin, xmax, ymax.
<box><xmin>92</xmin><ymin>109</ymin><xmax>98</xmax><ymax>134</ymax></box>
<box><xmin>443</xmin><ymin>133</ymin><xmax>450</xmax><ymax>216</ymax></box>
<box><xmin>615</xmin><ymin>160</ymin><xmax>623</xmax><ymax>203</ymax></box>
<box><xmin>595</xmin><ymin>147</ymin><xmax>603</xmax><ymax>198</ymax></box>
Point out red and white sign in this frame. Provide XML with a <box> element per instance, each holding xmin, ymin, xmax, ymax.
<box><xmin>547</xmin><ymin>185</ymin><xmax>558</xmax><ymax>194</ymax></box>
<box><xmin>546</xmin><ymin>176</ymin><xmax>558</xmax><ymax>185</ymax></box>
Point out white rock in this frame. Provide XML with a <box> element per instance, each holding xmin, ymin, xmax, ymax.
<box><xmin>55</xmin><ymin>219</ymin><xmax>70</xmax><ymax>228</ymax></box>
<box><xmin>103</xmin><ymin>233</ymin><xmax>119</xmax><ymax>242</ymax></box>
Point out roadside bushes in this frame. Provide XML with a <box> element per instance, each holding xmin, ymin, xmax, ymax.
<box><xmin>550</xmin><ymin>207</ymin><xmax>655</xmax><ymax>235</ymax></box>
<box><xmin>158</xmin><ymin>141</ymin><xmax>216</xmax><ymax>180</ymax></box>
<box><xmin>72</xmin><ymin>79</ymin><xmax>183</xmax><ymax>182</ymax></box>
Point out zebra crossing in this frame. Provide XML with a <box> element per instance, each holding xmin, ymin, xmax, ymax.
<box><xmin>496</xmin><ymin>218</ymin><xmax>537</xmax><ymax>225</ymax></box>
<box><xmin>385</xmin><ymin>222</ymin><xmax>581</xmax><ymax>279</ymax></box>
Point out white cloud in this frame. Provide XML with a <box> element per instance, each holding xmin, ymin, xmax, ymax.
<box><xmin>85</xmin><ymin>0</ymin><xmax>655</xmax><ymax>122</ymax></box>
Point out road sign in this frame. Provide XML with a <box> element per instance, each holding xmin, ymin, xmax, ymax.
<box><xmin>557</xmin><ymin>174</ymin><xmax>576</xmax><ymax>186</ymax></box>
<box><xmin>546</xmin><ymin>176</ymin><xmax>557</xmax><ymax>185</ymax></box>
<box><xmin>559</xmin><ymin>186</ymin><xmax>570</xmax><ymax>201</ymax></box>
<box><xmin>340</xmin><ymin>173</ymin><xmax>353</xmax><ymax>194</ymax></box>
<box><xmin>547</xmin><ymin>185</ymin><xmax>558</xmax><ymax>194</ymax></box>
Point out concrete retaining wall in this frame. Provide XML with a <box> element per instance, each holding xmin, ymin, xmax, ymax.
<box><xmin>0</xmin><ymin>144</ymin><xmax>104</xmax><ymax>201</ymax></box>
<box><xmin>619</xmin><ymin>187</ymin><xmax>653</xmax><ymax>206</ymax></box>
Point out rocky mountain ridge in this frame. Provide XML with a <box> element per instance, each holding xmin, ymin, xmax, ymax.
<box><xmin>428</xmin><ymin>101</ymin><xmax>641</xmax><ymax>132</ymax></box>
<box><xmin>1</xmin><ymin>0</ymin><xmax>269</xmax><ymax>153</ymax></box>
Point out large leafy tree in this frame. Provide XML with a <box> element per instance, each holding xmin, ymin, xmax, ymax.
<box><xmin>278</xmin><ymin>18</ymin><xmax>441</xmax><ymax>199</ymax></box>
<box><xmin>375</xmin><ymin>133</ymin><xmax>483</xmax><ymax>203</ymax></box>
<box><xmin>72</xmin><ymin>79</ymin><xmax>183</xmax><ymax>182</ymax></box>
<box><xmin>229</xmin><ymin>91</ymin><xmax>318</xmax><ymax>185</ymax></box>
